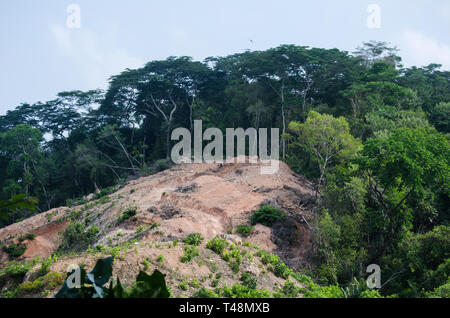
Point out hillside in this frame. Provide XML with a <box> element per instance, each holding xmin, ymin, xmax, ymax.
<box><xmin>0</xmin><ymin>159</ymin><xmax>316</xmax><ymax>297</ymax></box>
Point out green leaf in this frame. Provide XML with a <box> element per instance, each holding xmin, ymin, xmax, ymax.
<box><xmin>87</xmin><ymin>257</ymin><xmax>113</xmax><ymax>287</ymax></box>
<box><xmin>127</xmin><ymin>270</ymin><xmax>170</xmax><ymax>298</ymax></box>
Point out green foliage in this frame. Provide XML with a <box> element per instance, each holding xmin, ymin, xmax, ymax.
<box><xmin>220</xmin><ymin>283</ymin><xmax>271</xmax><ymax>298</ymax></box>
<box><xmin>39</xmin><ymin>256</ymin><xmax>53</xmax><ymax>276</ymax></box>
<box><xmin>288</xmin><ymin>111</ymin><xmax>361</xmax><ymax>188</ymax></box>
<box><xmin>18</xmin><ymin>233</ymin><xmax>36</xmax><ymax>242</ymax></box>
<box><xmin>386</xmin><ymin>226</ymin><xmax>450</xmax><ymax>297</ymax></box>
<box><xmin>117</xmin><ymin>207</ymin><xmax>138</xmax><ymax>223</ymax></box>
<box><xmin>19</xmin><ymin>271</ymin><xmax>65</xmax><ymax>294</ymax></box>
<box><xmin>180</xmin><ymin>245</ymin><xmax>199</xmax><ymax>263</ymax></box>
<box><xmin>157</xmin><ymin>254</ymin><xmax>164</xmax><ymax>263</ymax></box>
<box><xmin>2</xmin><ymin>243</ymin><xmax>26</xmax><ymax>258</ymax></box>
<box><xmin>0</xmin><ymin>194</ymin><xmax>37</xmax><ymax>222</ymax></box>
<box><xmin>235</xmin><ymin>225</ymin><xmax>254</xmax><ymax>237</ymax></box>
<box><xmin>0</xmin><ymin>42</ymin><xmax>448</xmax><ymax>299</ymax></box>
<box><xmin>182</xmin><ymin>233</ymin><xmax>204</xmax><ymax>246</ymax></box>
<box><xmin>426</xmin><ymin>280</ymin><xmax>450</xmax><ymax>298</ymax></box>
<box><xmin>55</xmin><ymin>257</ymin><xmax>170</xmax><ymax>298</ymax></box>
<box><xmin>240</xmin><ymin>272</ymin><xmax>257</xmax><ymax>289</ymax></box>
<box><xmin>273</xmin><ymin>281</ymin><xmax>302</xmax><ymax>298</ymax></box>
<box><xmin>58</xmin><ymin>222</ymin><xmax>100</xmax><ymax>252</ymax></box>
<box><xmin>258</xmin><ymin>250</ymin><xmax>292</xmax><ymax>279</ymax></box>
<box><xmin>193</xmin><ymin>288</ymin><xmax>219</xmax><ymax>298</ymax></box>
<box><xmin>0</xmin><ymin>261</ymin><xmax>32</xmax><ymax>277</ymax></box>
<box><xmin>178</xmin><ymin>281</ymin><xmax>188</xmax><ymax>291</ymax></box>
<box><xmin>250</xmin><ymin>206</ymin><xmax>287</xmax><ymax>227</ymax></box>
<box><xmin>430</xmin><ymin>102</ymin><xmax>450</xmax><ymax>133</ymax></box>
<box><xmin>93</xmin><ymin>186</ymin><xmax>116</xmax><ymax>200</ymax></box>
<box><xmin>206</xmin><ymin>237</ymin><xmax>228</xmax><ymax>255</ymax></box>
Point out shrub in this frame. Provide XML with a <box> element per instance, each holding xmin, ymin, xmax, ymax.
<box><xmin>18</xmin><ymin>233</ymin><xmax>36</xmax><ymax>242</ymax></box>
<box><xmin>240</xmin><ymin>272</ymin><xmax>257</xmax><ymax>289</ymax></box>
<box><xmin>250</xmin><ymin>206</ymin><xmax>287</xmax><ymax>226</ymax></box>
<box><xmin>93</xmin><ymin>186</ymin><xmax>116</xmax><ymax>200</ymax></box>
<box><xmin>194</xmin><ymin>288</ymin><xmax>219</xmax><ymax>298</ymax></box>
<box><xmin>278</xmin><ymin>281</ymin><xmax>300</xmax><ymax>298</ymax></box>
<box><xmin>235</xmin><ymin>225</ymin><xmax>254</xmax><ymax>237</ymax></box>
<box><xmin>39</xmin><ymin>256</ymin><xmax>53</xmax><ymax>276</ymax></box>
<box><xmin>157</xmin><ymin>254</ymin><xmax>164</xmax><ymax>263</ymax></box>
<box><xmin>189</xmin><ymin>277</ymin><xmax>200</xmax><ymax>288</ymax></box>
<box><xmin>221</xmin><ymin>283</ymin><xmax>271</xmax><ymax>298</ymax></box>
<box><xmin>230</xmin><ymin>261</ymin><xmax>240</xmax><ymax>273</ymax></box>
<box><xmin>58</xmin><ymin>222</ymin><xmax>99</xmax><ymax>252</ymax></box>
<box><xmin>181</xmin><ymin>245</ymin><xmax>199</xmax><ymax>263</ymax></box>
<box><xmin>2</xmin><ymin>243</ymin><xmax>26</xmax><ymax>258</ymax></box>
<box><xmin>117</xmin><ymin>207</ymin><xmax>138</xmax><ymax>223</ymax></box>
<box><xmin>178</xmin><ymin>281</ymin><xmax>188</xmax><ymax>291</ymax></box>
<box><xmin>19</xmin><ymin>271</ymin><xmax>65</xmax><ymax>294</ymax></box>
<box><xmin>0</xmin><ymin>261</ymin><xmax>31</xmax><ymax>277</ymax></box>
<box><xmin>183</xmin><ymin>233</ymin><xmax>204</xmax><ymax>246</ymax></box>
<box><xmin>258</xmin><ymin>251</ymin><xmax>292</xmax><ymax>279</ymax></box>
<box><xmin>303</xmin><ymin>284</ymin><xmax>344</xmax><ymax>298</ymax></box>
<box><xmin>142</xmin><ymin>258</ymin><xmax>150</xmax><ymax>271</ymax></box>
<box><xmin>206</xmin><ymin>237</ymin><xmax>228</xmax><ymax>255</ymax></box>
<box><xmin>274</xmin><ymin>261</ymin><xmax>292</xmax><ymax>279</ymax></box>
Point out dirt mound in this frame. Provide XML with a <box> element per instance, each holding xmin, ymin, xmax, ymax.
<box><xmin>0</xmin><ymin>159</ymin><xmax>315</xmax><ymax>269</ymax></box>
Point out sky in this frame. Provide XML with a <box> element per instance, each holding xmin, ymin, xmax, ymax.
<box><xmin>0</xmin><ymin>0</ymin><xmax>449</xmax><ymax>115</ymax></box>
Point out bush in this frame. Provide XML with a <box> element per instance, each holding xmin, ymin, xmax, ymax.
<box><xmin>181</xmin><ymin>245</ymin><xmax>199</xmax><ymax>263</ymax></box>
<box><xmin>183</xmin><ymin>233</ymin><xmax>204</xmax><ymax>246</ymax></box>
<box><xmin>426</xmin><ymin>280</ymin><xmax>450</xmax><ymax>298</ymax></box>
<box><xmin>178</xmin><ymin>281</ymin><xmax>188</xmax><ymax>291</ymax></box>
<box><xmin>117</xmin><ymin>207</ymin><xmax>137</xmax><ymax>223</ymax></box>
<box><xmin>193</xmin><ymin>288</ymin><xmax>219</xmax><ymax>298</ymax></box>
<box><xmin>221</xmin><ymin>283</ymin><xmax>271</xmax><ymax>298</ymax></box>
<box><xmin>58</xmin><ymin>222</ymin><xmax>99</xmax><ymax>252</ymax></box>
<box><xmin>157</xmin><ymin>254</ymin><xmax>164</xmax><ymax>263</ymax></box>
<box><xmin>206</xmin><ymin>237</ymin><xmax>228</xmax><ymax>255</ymax></box>
<box><xmin>18</xmin><ymin>233</ymin><xmax>36</xmax><ymax>242</ymax></box>
<box><xmin>39</xmin><ymin>256</ymin><xmax>53</xmax><ymax>276</ymax></box>
<box><xmin>19</xmin><ymin>271</ymin><xmax>65</xmax><ymax>294</ymax></box>
<box><xmin>240</xmin><ymin>272</ymin><xmax>257</xmax><ymax>289</ymax></box>
<box><xmin>250</xmin><ymin>206</ymin><xmax>287</xmax><ymax>226</ymax></box>
<box><xmin>258</xmin><ymin>251</ymin><xmax>292</xmax><ymax>279</ymax></box>
<box><xmin>273</xmin><ymin>281</ymin><xmax>301</xmax><ymax>298</ymax></box>
<box><xmin>0</xmin><ymin>261</ymin><xmax>31</xmax><ymax>278</ymax></box>
<box><xmin>235</xmin><ymin>225</ymin><xmax>254</xmax><ymax>237</ymax></box>
<box><xmin>93</xmin><ymin>186</ymin><xmax>116</xmax><ymax>200</ymax></box>
<box><xmin>2</xmin><ymin>243</ymin><xmax>26</xmax><ymax>258</ymax></box>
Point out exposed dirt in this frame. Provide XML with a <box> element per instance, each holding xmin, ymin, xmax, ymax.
<box><xmin>0</xmin><ymin>158</ymin><xmax>315</xmax><ymax>271</ymax></box>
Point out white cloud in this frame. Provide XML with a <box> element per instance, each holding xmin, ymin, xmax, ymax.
<box><xmin>50</xmin><ymin>25</ymin><xmax>144</xmax><ymax>89</ymax></box>
<box><xmin>400</xmin><ymin>30</ymin><xmax>450</xmax><ymax>70</ymax></box>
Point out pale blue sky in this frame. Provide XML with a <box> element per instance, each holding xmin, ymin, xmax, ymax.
<box><xmin>1</xmin><ymin>0</ymin><xmax>449</xmax><ymax>114</ymax></box>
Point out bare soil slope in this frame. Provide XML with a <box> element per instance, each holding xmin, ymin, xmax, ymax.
<box><xmin>1</xmin><ymin>159</ymin><xmax>315</xmax><ymax>270</ymax></box>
